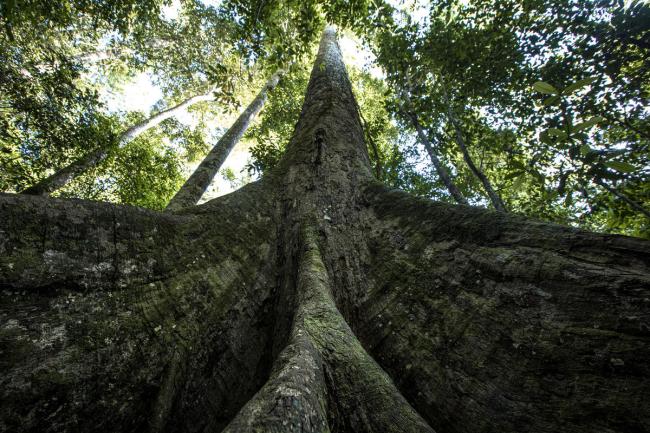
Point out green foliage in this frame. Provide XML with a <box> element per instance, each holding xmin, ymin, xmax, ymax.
<box><xmin>349</xmin><ymin>67</ymin><xmax>430</xmax><ymax>193</ymax></box>
<box><xmin>1</xmin><ymin>0</ymin><xmax>648</xmax><ymax>237</ymax></box>
<box><xmin>246</xmin><ymin>64</ymin><xmax>311</xmax><ymax>174</ymax></box>
<box><xmin>219</xmin><ymin>166</ymin><xmax>252</xmax><ymax>191</ymax></box>
<box><xmin>370</xmin><ymin>0</ymin><xmax>649</xmax><ymax>237</ymax></box>
<box><xmin>219</xmin><ymin>0</ymin><xmax>391</xmax><ymax>68</ymax></box>
<box><xmin>533</xmin><ymin>82</ymin><xmax>559</xmax><ymax>95</ymax></box>
<box><xmin>0</xmin><ymin>0</ymin><xmax>230</xmax><ymax>208</ymax></box>
<box><xmin>57</xmin><ymin>120</ymin><xmax>186</xmax><ymax>210</ymax></box>
<box><xmin>0</xmin><ymin>26</ymin><xmax>113</xmax><ymax>191</ymax></box>
<box><xmin>530</xmin><ymin>70</ymin><xmax>649</xmax><ymax>235</ymax></box>
<box><xmin>1</xmin><ymin>0</ymin><xmax>166</xmax><ymax>37</ymax></box>
<box><xmin>219</xmin><ymin>0</ymin><xmax>325</xmax><ymax>67</ymax></box>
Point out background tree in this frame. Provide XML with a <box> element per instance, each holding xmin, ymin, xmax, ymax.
<box><xmin>4</xmin><ymin>0</ymin><xmax>646</xmax><ymax>237</ymax></box>
<box><xmin>1</xmin><ymin>0</ymin><xmax>254</xmax><ymax>202</ymax></box>
<box><xmin>1</xmin><ymin>26</ymin><xmax>649</xmax><ymax>433</ymax></box>
<box><xmin>166</xmin><ymin>69</ymin><xmax>283</xmax><ymax>211</ymax></box>
<box><xmin>362</xmin><ymin>0</ymin><xmax>650</xmax><ymax>236</ymax></box>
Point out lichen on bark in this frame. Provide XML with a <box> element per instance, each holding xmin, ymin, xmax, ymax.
<box><xmin>1</xmin><ymin>26</ymin><xmax>649</xmax><ymax>433</ymax></box>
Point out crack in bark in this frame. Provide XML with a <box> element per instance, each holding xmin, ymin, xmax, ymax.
<box><xmin>1</xmin><ymin>26</ymin><xmax>649</xmax><ymax>433</ymax></box>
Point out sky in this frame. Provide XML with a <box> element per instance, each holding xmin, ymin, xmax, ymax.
<box><xmin>100</xmin><ymin>0</ymin><xmax>394</xmax><ymax>201</ymax></box>
<box><xmin>97</xmin><ymin>0</ymin><xmax>470</xmax><ymax>205</ymax></box>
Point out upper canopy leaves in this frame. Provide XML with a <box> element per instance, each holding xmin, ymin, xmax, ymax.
<box><xmin>1</xmin><ymin>0</ymin><xmax>648</xmax><ymax>237</ymax></box>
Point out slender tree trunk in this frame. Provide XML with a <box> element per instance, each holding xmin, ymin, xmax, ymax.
<box><xmin>71</xmin><ymin>46</ymin><xmax>130</xmax><ymax>64</ymax></box>
<box><xmin>21</xmin><ymin>90</ymin><xmax>217</xmax><ymax>196</ymax></box>
<box><xmin>595</xmin><ymin>177</ymin><xmax>650</xmax><ymax>219</ymax></box>
<box><xmin>404</xmin><ymin>109</ymin><xmax>468</xmax><ymax>205</ymax></box>
<box><xmin>119</xmin><ymin>92</ymin><xmax>216</xmax><ymax>145</ymax></box>
<box><xmin>1</xmin><ymin>26</ymin><xmax>649</xmax><ymax>433</ymax></box>
<box><xmin>165</xmin><ymin>71</ymin><xmax>283</xmax><ymax>212</ymax></box>
<box><xmin>441</xmin><ymin>82</ymin><xmax>507</xmax><ymax>212</ymax></box>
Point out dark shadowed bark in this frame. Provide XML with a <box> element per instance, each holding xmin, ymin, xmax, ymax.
<box><xmin>165</xmin><ymin>70</ymin><xmax>283</xmax><ymax>212</ymax></box>
<box><xmin>1</xmin><ymin>26</ymin><xmax>649</xmax><ymax>433</ymax></box>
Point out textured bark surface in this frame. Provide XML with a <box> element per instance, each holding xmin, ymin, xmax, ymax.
<box><xmin>358</xmin><ymin>185</ymin><xmax>650</xmax><ymax>432</ymax></box>
<box><xmin>2</xmin><ymin>27</ymin><xmax>650</xmax><ymax>433</ymax></box>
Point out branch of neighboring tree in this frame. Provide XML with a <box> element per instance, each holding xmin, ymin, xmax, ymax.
<box><xmin>594</xmin><ymin>178</ymin><xmax>650</xmax><ymax>219</ymax></box>
<box><xmin>440</xmin><ymin>79</ymin><xmax>507</xmax><ymax>212</ymax></box>
<box><xmin>599</xmin><ymin>111</ymin><xmax>650</xmax><ymax>141</ymax></box>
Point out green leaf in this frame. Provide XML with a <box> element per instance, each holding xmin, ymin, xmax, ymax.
<box><xmin>533</xmin><ymin>81</ymin><xmax>559</xmax><ymax>95</ymax></box>
<box><xmin>605</xmin><ymin>161</ymin><xmax>636</xmax><ymax>173</ymax></box>
<box><xmin>542</xmin><ymin>95</ymin><xmax>560</xmax><ymax>106</ymax></box>
<box><xmin>539</xmin><ymin>130</ymin><xmax>553</xmax><ymax>145</ymax></box>
<box><xmin>512</xmin><ymin>174</ymin><xmax>526</xmax><ymax>191</ymax></box>
<box><xmin>510</xmin><ymin>159</ymin><xmax>526</xmax><ymax>170</ymax></box>
<box><xmin>530</xmin><ymin>169</ymin><xmax>546</xmax><ymax>183</ymax></box>
<box><xmin>573</xmin><ymin>116</ymin><xmax>605</xmax><ymax>132</ymax></box>
<box><xmin>504</xmin><ymin>170</ymin><xmax>524</xmax><ymax>181</ymax></box>
<box><xmin>547</xmin><ymin>189</ymin><xmax>560</xmax><ymax>201</ymax></box>
<box><xmin>562</xmin><ymin>77</ymin><xmax>597</xmax><ymax>95</ymax></box>
<box><xmin>546</xmin><ymin>128</ymin><xmax>568</xmax><ymax>141</ymax></box>
<box><xmin>579</xmin><ymin>144</ymin><xmax>592</xmax><ymax>156</ymax></box>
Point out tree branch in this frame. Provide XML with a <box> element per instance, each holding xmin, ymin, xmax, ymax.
<box><xmin>594</xmin><ymin>178</ymin><xmax>650</xmax><ymax>220</ymax></box>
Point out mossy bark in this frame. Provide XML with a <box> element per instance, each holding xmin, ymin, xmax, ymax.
<box><xmin>2</xmin><ymin>26</ymin><xmax>649</xmax><ymax>433</ymax></box>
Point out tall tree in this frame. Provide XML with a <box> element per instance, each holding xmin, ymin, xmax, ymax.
<box><xmin>22</xmin><ymin>88</ymin><xmax>218</xmax><ymax>196</ymax></box>
<box><xmin>403</xmin><ymin>104</ymin><xmax>468</xmax><ymax>205</ymax></box>
<box><xmin>371</xmin><ymin>0</ymin><xmax>648</xmax><ymax>233</ymax></box>
<box><xmin>1</xmin><ymin>26</ymin><xmax>648</xmax><ymax>433</ymax></box>
<box><xmin>1</xmin><ymin>0</ymin><xmax>246</xmax><ymax>203</ymax></box>
<box><xmin>166</xmin><ymin>70</ymin><xmax>283</xmax><ymax>211</ymax></box>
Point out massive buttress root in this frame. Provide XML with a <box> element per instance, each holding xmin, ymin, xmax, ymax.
<box><xmin>1</xmin><ymin>25</ymin><xmax>649</xmax><ymax>433</ymax></box>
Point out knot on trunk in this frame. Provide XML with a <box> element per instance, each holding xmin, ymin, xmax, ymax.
<box><xmin>312</xmin><ymin>128</ymin><xmax>327</xmax><ymax>166</ymax></box>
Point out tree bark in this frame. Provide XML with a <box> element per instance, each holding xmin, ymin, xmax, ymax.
<box><xmin>440</xmin><ymin>82</ymin><xmax>507</xmax><ymax>212</ymax></box>
<box><xmin>1</xmin><ymin>26</ymin><xmax>649</xmax><ymax>433</ymax></box>
<box><xmin>165</xmin><ymin>71</ymin><xmax>283</xmax><ymax>212</ymax></box>
<box><xmin>21</xmin><ymin>90</ymin><xmax>217</xmax><ymax>196</ymax></box>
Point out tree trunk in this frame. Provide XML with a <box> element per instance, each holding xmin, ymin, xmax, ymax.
<box><xmin>21</xmin><ymin>90</ymin><xmax>217</xmax><ymax>196</ymax></box>
<box><xmin>165</xmin><ymin>71</ymin><xmax>283</xmax><ymax>212</ymax></box>
<box><xmin>1</xmin><ymin>26</ymin><xmax>649</xmax><ymax>433</ymax></box>
<box><xmin>440</xmin><ymin>82</ymin><xmax>507</xmax><ymax>212</ymax></box>
<box><xmin>405</xmin><ymin>109</ymin><xmax>468</xmax><ymax>205</ymax></box>
<box><xmin>119</xmin><ymin>92</ymin><xmax>217</xmax><ymax>145</ymax></box>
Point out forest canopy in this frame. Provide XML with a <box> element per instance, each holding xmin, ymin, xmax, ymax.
<box><xmin>1</xmin><ymin>0</ymin><xmax>649</xmax><ymax>237</ymax></box>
